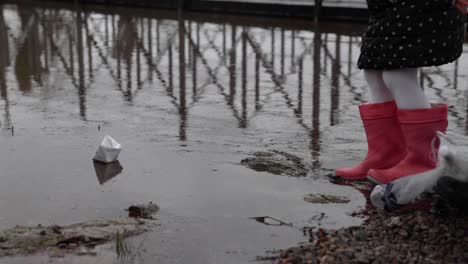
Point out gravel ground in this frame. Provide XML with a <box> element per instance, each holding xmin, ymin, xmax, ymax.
<box><xmin>267</xmin><ymin>179</ymin><xmax>468</xmax><ymax>264</ymax></box>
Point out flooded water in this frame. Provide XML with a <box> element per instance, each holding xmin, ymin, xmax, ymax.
<box><xmin>0</xmin><ymin>2</ymin><xmax>468</xmax><ymax>263</ymax></box>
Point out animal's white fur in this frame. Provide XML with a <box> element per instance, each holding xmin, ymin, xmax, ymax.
<box><xmin>371</xmin><ymin>131</ymin><xmax>468</xmax><ymax>209</ymax></box>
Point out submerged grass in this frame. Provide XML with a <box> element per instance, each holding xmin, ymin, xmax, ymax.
<box><xmin>115</xmin><ymin>231</ymin><xmax>129</xmax><ymax>259</ymax></box>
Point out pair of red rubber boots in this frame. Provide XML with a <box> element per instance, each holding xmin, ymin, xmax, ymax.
<box><xmin>335</xmin><ymin>101</ymin><xmax>448</xmax><ymax>184</ymax></box>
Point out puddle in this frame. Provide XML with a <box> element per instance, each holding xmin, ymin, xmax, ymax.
<box><xmin>0</xmin><ymin>2</ymin><xmax>467</xmax><ymax>263</ymax></box>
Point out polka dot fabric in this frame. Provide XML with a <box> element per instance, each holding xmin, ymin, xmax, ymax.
<box><xmin>358</xmin><ymin>0</ymin><xmax>466</xmax><ymax>70</ymax></box>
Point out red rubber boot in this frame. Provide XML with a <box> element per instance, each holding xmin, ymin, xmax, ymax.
<box><xmin>367</xmin><ymin>104</ymin><xmax>448</xmax><ymax>184</ymax></box>
<box><xmin>335</xmin><ymin>101</ymin><xmax>407</xmax><ymax>180</ymax></box>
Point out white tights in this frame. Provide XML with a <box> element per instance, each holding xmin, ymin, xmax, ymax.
<box><xmin>365</xmin><ymin>68</ymin><xmax>431</xmax><ymax>109</ymax></box>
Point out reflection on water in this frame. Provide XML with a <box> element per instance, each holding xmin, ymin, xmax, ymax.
<box><xmin>0</xmin><ymin>7</ymin><xmax>10</xmax><ymax>129</ymax></box>
<box><xmin>93</xmin><ymin>160</ymin><xmax>123</xmax><ymax>185</ymax></box>
<box><xmin>0</xmin><ymin>2</ymin><xmax>468</xmax><ymax>168</ymax></box>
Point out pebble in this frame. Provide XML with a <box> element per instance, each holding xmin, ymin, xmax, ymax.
<box><xmin>388</xmin><ymin>216</ymin><xmax>402</xmax><ymax>227</ymax></box>
<box><xmin>399</xmin><ymin>228</ymin><xmax>410</xmax><ymax>239</ymax></box>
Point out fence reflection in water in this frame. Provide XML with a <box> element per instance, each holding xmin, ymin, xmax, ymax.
<box><xmin>0</xmin><ymin>3</ymin><xmax>467</xmax><ymax>157</ymax></box>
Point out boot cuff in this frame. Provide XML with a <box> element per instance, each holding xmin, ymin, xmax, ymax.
<box><xmin>398</xmin><ymin>104</ymin><xmax>448</xmax><ymax>124</ymax></box>
<box><xmin>359</xmin><ymin>101</ymin><xmax>397</xmax><ymax>120</ymax></box>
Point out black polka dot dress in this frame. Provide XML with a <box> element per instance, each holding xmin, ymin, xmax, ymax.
<box><xmin>358</xmin><ymin>0</ymin><xmax>466</xmax><ymax>70</ymax></box>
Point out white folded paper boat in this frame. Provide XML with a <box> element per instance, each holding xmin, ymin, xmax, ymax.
<box><xmin>93</xmin><ymin>135</ymin><xmax>122</xmax><ymax>163</ymax></box>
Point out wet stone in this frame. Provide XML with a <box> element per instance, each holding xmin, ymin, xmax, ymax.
<box><xmin>303</xmin><ymin>193</ymin><xmax>350</xmax><ymax>204</ymax></box>
<box><xmin>241</xmin><ymin>150</ymin><xmax>309</xmax><ymax>177</ymax></box>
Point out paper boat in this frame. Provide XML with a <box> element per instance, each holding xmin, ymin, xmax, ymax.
<box><xmin>93</xmin><ymin>135</ymin><xmax>122</xmax><ymax>163</ymax></box>
<box><xmin>93</xmin><ymin>160</ymin><xmax>123</xmax><ymax>185</ymax></box>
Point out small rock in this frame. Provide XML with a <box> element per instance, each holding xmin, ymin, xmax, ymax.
<box><xmin>341</xmin><ymin>248</ymin><xmax>354</xmax><ymax>258</ymax></box>
<box><xmin>420</xmin><ymin>224</ymin><xmax>429</xmax><ymax>230</ymax></box>
<box><xmin>355</xmin><ymin>230</ymin><xmax>367</xmax><ymax>241</ymax></box>
<box><xmin>399</xmin><ymin>228</ymin><xmax>410</xmax><ymax>239</ymax></box>
<box><xmin>355</xmin><ymin>253</ymin><xmax>370</xmax><ymax>263</ymax></box>
<box><xmin>388</xmin><ymin>217</ymin><xmax>402</xmax><ymax>227</ymax></box>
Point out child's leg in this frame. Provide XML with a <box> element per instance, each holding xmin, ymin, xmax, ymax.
<box><xmin>364</xmin><ymin>70</ymin><xmax>394</xmax><ymax>103</ymax></box>
<box><xmin>381</xmin><ymin>68</ymin><xmax>431</xmax><ymax>109</ymax></box>
<box><xmin>367</xmin><ymin>68</ymin><xmax>448</xmax><ymax>184</ymax></box>
<box><xmin>335</xmin><ymin>70</ymin><xmax>405</xmax><ymax>180</ymax></box>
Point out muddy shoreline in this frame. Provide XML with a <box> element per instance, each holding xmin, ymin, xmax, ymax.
<box><xmin>0</xmin><ymin>203</ymin><xmax>159</xmax><ymax>258</ymax></box>
<box><xmin>268</xmin><ymin>190</ymin><xmax>468</xmax><ymax>264</ymax></box>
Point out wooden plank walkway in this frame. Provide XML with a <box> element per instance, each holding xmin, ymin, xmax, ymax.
<box><xmin>196</xmin><ymin>0</ymin><xmax>369</xmax><ymax>21</ymax></box>
<box><xmin>206</xmin><ymin>0</ymin><xmax>316</xmax><ymax>6</ymax></box>
<box><xmin>207</xmin><ymin>0</ymin><xmax>367</xmax><ymax>8</ymax></box>
<box><xmin>8</xmin><ymin>0</ymin><xmax>371</xmax><ymax>21</ymax></box>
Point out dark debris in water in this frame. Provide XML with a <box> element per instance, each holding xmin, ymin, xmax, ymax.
<box><xmin>249</xmin><ymin>216</ymin><xmax>293</xmax><ymax>227</ymax></box>
<box><xmin>127</xmin><ymin>202</ymin><xmax>160</xmax><ymax>219</ymax></box>
<box><xmin>241</xmin><ymin>150</ymin><xmax>309</xmax><ymax>177</ymax></box>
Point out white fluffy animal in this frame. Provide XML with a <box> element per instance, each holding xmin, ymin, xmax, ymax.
<box><xmin>371</xmin><ymin>131</ymin><xmax>468</xmax><ymax>211</ymax></box>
